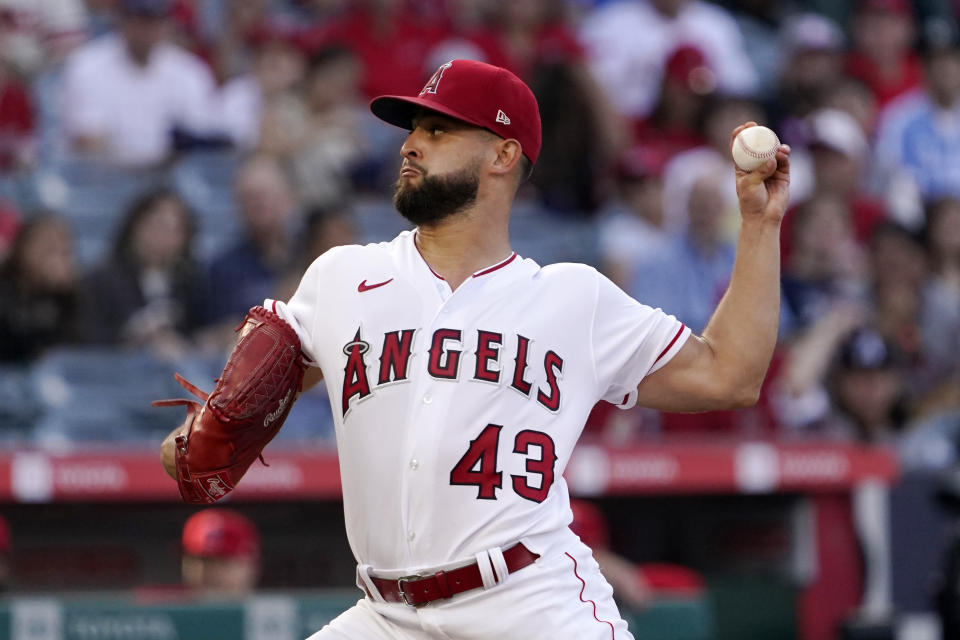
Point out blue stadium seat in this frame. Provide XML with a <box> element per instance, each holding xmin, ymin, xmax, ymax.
<box><xmin>509</xmin><ymin>200</ymin><xmax>602</xmax><ymax>268</ymax></box>
<box><xmin>54</xmin><ymin>161</ymin><xmax>166</xmax><ymax>266</ymax></box>
<box><xmin>29</xmin><ymin>347</ymin><xmax>216</xmax><ymax>445</ymax></box>
<box><xmin>351</xmin><ymin>196</ymin><xmax>411</xmax><ymax>244</ymax></box>
<box><xmin>170</xmin><ymin>151</ymin><xmax>242</xmax><ymax>261</ymax></box>
<box><xmin>0</xmin><ymin>363</ymin><xmax>42</xmax><ymax>445</ymax></box>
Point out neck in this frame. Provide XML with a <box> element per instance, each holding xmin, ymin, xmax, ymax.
<box><xmin>414</xmin><ymin>203</ymin><xmax>512</xmax><ymax>290</ymax></box>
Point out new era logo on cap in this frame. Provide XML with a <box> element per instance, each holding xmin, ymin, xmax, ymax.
<box><xmin>369</xmin><ymin>59</ymin><xmax>542</xmax><ymax>165</ymax></box>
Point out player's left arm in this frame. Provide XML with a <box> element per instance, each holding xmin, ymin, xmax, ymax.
<box><xmin>635</xmin><ymin>123</ymin><xmax>790</xmax><ymax>412</ymax></box>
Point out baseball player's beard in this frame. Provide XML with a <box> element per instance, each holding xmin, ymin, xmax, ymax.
<box><xmin>393</xmin><ymin>161</ymin><xmax>480</xmax><ymax>226</ymax></box>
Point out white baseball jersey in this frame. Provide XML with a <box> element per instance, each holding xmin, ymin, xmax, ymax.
<box><xmin>269</xmin><ymin>229</ymin><xmax>689</xmax><ymax>572</ymax></box>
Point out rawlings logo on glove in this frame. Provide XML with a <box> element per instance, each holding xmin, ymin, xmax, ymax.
<box><xmin>153</xmin><ymin>306</ymin><xmax>307</xmax><ymax>504</ymax></box>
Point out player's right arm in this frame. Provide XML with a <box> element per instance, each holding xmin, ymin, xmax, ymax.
<box><xmin>634</xmin><ymin>123</ymin><xmax>790</xmax><ymax>412</ymax></box>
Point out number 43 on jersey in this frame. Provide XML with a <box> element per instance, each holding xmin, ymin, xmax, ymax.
<box><xmin>449</xmin><ymin>424</ymin><xmax>557</xmax><ymax>503</ymax></box>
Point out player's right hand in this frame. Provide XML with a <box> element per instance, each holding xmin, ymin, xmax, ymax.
<box><xmin>160</xmin><ymin>419</ymin><xmax>190</xmax><ymax>480</ymax></box>
<box><xmin>731</xmin><ymin>122</ymin><xmax>791</xmax><ymax>226</ymax></box>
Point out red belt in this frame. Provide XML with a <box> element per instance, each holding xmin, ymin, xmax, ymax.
<box><xmin>369</xmin><ymin>543</ymin><xmax>539</xmax><ymax>607</ymax></box>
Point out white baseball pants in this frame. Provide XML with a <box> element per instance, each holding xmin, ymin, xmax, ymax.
<box><xmin>306</xmin><ymin>533</ymin><xmax>634</xmax><ymax>640</ymax></box>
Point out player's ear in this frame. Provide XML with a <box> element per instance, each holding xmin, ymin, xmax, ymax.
<box><xmin>489</xmin><ymin>138</ymin><xmax>523</xmax><ymax>178</ymax></box>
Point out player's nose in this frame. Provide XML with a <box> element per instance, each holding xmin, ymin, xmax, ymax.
<box><xmin>400</xmin><ymin>130</ymin><xmax>423</xmax><ymax>161</ymax></box>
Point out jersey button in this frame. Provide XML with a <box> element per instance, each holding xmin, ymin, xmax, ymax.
<box><xmin>410</xmin><ymin>459</ymin><xmax>419</xmax><ymax>470</ymax></box>
<box><xmin>408</xmin><ymin>530</ymin><xmax>416</xmax><ymax>541</ymax></box>
<box><xmin>423</xmin><ymin>394</ymin><xmax>432</xmax><ymax>404</ymax></box>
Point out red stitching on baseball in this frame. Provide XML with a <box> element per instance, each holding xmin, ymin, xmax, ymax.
<box><xmin>738</xmin><ymin>131</ymin><xmax>779</xmax><ymax>159</ymax></box>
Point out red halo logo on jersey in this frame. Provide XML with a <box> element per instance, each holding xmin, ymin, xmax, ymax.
<box><xmin>420</xmin><ymin>61</ymin><xmax>453</xmax><ymax>96</ymax></box>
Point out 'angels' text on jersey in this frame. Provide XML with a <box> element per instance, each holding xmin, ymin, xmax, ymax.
<box><xmin>341</xmin><ymin>328</ymin><xmax>563</xmax><ymax>418</ymax></box>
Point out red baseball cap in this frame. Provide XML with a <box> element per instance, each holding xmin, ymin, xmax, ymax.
<box><xmin>182</xmin><ymin>509</ymin><xmax>260</xmax><ymax>558</ymax></box>
<box><xmin>370</xmin><ymin>59</ymin><xmax>543</xmax><ymax>166</ymax></box>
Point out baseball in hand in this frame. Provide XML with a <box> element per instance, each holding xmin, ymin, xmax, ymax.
<box><xmin>732</xmin><ymin>125</ymin><xmax>780</xmax><ymax>172</ymax></box>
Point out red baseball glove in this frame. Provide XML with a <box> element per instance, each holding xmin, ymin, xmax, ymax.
<box><xmin>154</xmin><ymin>306</ymin><xmax>306</xmax><ymax>504</ymax></box>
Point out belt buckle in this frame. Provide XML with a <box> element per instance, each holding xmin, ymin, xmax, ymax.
<box><xmin>397</xmin><ymin>575</ymin><xmax>427</xmax><ymax>607</ymax></box>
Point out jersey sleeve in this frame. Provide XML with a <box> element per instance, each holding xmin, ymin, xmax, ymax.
<box><xmin>264</xmin><ymin>256</ymin><xmax>326</xmax><ymax>367</ymax></box>
<box><xmin>591</xmin><ymin>272</ymin><xmax>691</xmax><ymax>409</ymax></box>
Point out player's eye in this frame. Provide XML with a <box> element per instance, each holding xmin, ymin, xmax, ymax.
<box><xmin>430</xmin><ymin>126</ymin><xmax>443</xmax><ymax>136</ymax></box>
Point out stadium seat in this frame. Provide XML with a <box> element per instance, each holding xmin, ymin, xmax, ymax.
<box><xmin>169</xmin><ymin>151</ymin><xmax>242</xmax><ymax>261</ymax></box>
<box><xmin>29</xmin><ymin>347</ymin><xmax>221</xmax><ymax>445</ymax></box>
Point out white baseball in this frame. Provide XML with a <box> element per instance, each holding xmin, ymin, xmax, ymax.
<box><xmin>732</xmin><ymin>125</ymin><xmax>780</xmax><ymax>172</ymax></box>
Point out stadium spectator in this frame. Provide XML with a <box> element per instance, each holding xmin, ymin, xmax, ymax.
<box><xmin>845</xmin><ymin>0</ymin><xmax>922</xmax><ymax>109</ymax></box>
<box><xmin>454</xmin><ymin>0</ymin><xmax>584</xmax><ymax>82</ymax></box>
<box><xmin>875</xmin><ymin>22</ymin><xmax>960</xmax><ymax>204</ymax></box>
<box><xmin>303</xmin><ymin>0</ymin><xmax>450</xmax><ymax>99</ymax></box>
<box><xmin>868</xmin><ymin>222</ymin><xmax>927</xmax><ymax>367</ymax></box>
<box><xmin>661</xmin><ymin>95</ymin><xmax>764</xmax><ymax>235</ymax></box>
<box><xmin>628</xmin><ymin>167</ymin><xmax>734</xmax><ymax>333</ymax></box>
<box><xmin>81</xmin><ymin>188</ymin><xmax>202</xmax><ymax>357</ymax></box>
<box><xmin>570</xmin><ymin>499</ymin><xmax>652</xmax><ymax>610</ymax></box>
<box><xmin>202</xmin><ymin>154</ymin><xmax>297</xmax><ymax>328</ymax></box>
<box><xmin>217</xmin><ymin>27</ymin><xmax>308</xmax><ymax>152</ymax></box>
<box><xmin>781</xmin><ymin>194</ymin><xmax>868</xmax><ymax>332</ymax></box>
<box><xmin>0</xmin><ymin>200</ymin><xmax>20</xmax><ymax>263</ymax></box>
<box><xmin>773</xmin><ymin>12</ymin><xmax>846</xmax><ymax>128</ymax></box>
<box><xmin>776</xmin><ymin>325</ymin><xmax>906</xmax><ymax>442</ymax></box>
<box><xmin>803</xmin><ymin>108</ymin><xmax>886</xmax><ymax>244</ymax></box>
<box><xmin>0</xmin><ymin>44</ymin><xmax>36</xmax><ymax>171</ymax></box>
<box><xmin>825</xmin><ymin>78</ymin><xmax>879</xmax><ymax>141</ymax></box>
<box><xmin>276</xmin><ymin>205</ymin><xmax>358</xmax><ymax>303</ymax></box>
<box><xmin>445</xmin><ymin>0</ymin><xmax>626</xmax><ymax>214</ymax></box>
<box><xmin>631</xmin><ymin>44</ymin><xmax>713</xmax><ymax>162</ymax></box>
<box><xmin>60</xmin><ymin>0</ymin><xmax>222</xmax><ymax>166</ymax></box>
<box><xmin>181</xmin><ymin>509</ymin><xmax>260</xmax><ymax>596</ymax></box>
<box><xmin>0</xmin><ymin>0</ymin><xmax>88</xmax><ymax>66</ymax></box>
<box><xmin>0</xmin><ymin>214</ymin><xmax>82</xmax><ymax>361</ymax></box>
<box><xmin>598</xmin><ymin>146</ymin><xmax>669</xmax><ymax>289</ymax></box>
<box><xmin>579</xmin><ymin>0</ymin><xmax>758</xmax><ymax>122</ymax></box>
<box><xmin>281</xmin><ymin>46</ymin><xmax>381</xmax><ymax>209</ymax></box>
<box><xmin>920</xmin><ymin>198</ymin><xmax>960</xmax><ymax>391</ymax></box>
<box><xmin>569</xmin><ymin>499</ymin><xmax>705</xmax><ymax>610</ymax></box>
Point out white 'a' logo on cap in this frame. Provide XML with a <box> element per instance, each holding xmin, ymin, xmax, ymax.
<box><xmin>420</xmin><ymin>61</ymin><xmax>454</xmax><ymax>95</ymax></box>
<box><xmin>496</xmin><ymin>110</ymin><xmax>511</xmax><ymax>125</ymax></box>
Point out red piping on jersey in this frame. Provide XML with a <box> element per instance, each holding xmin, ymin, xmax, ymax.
<box><xmin>565</xmin><ymin>552</ymin><xmax>616</xmax><ymax>639</ymax></box>
<box><xmin>620</xmin><ymin>393</ymin><xmax>630</xmax><ymax>406</ymax></box>
<box><xmin>473</xmin><ymin>252</ymin><xmax>517</xmax><ymax>277</ymax></box>
<box><xmin>654</xmin><ymin>324</ymin><xmax>686</xmax><ymax>364</ymax></box>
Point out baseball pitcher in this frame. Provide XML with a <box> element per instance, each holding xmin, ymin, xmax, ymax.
<box><xmin>158</xmin><ymin>59</ymin><xmax>790</xmax><ymax>639</ymax></box>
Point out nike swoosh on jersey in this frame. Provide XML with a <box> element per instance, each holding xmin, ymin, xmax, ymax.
<box><xmin>358</xmin><ymin>278</ymin><xmax>394</xmax><ymax>292</ymax></box>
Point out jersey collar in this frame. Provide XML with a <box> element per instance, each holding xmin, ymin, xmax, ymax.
<box><xmin>412</xmin><ymin>230</ymin><xmax>519</xmax><ymax>281</ymax></box>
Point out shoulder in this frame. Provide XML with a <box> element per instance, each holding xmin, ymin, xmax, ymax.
<box><xmin>300</xmin><ymin>236</ymin><xmax>401</xmax><ymax>279</ymax></box>
<box><xmin>537</xmin><ymin>261</ymin><xmax>601</xmax><ymax>281</ymax></box>
<box><xmin>580</xmin><ymin>1</ymin><xmax>648</xmax><ymax>37</ymax></box>
<box><xmin>156</xmin><ymin>43</ymin><xmax>213</xmax><ymax>79</ymax></box>
<box><xmin>64</xmin><ymin>34</ymin><xmax>119</xmax><ymax>75</ymax></box>
<box><xmin>534</xmin><ymin>262</ymin><xmax>606</xmax><ymax>295</ymax></box>
<box><xmin>684</xmin><ymin>0</ymin><xmax>737</xmax><ymax>21</ymax></box>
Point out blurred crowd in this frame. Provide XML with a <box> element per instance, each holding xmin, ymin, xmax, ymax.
<box><xmin>0</xmin><ymin>0</ymin><xmax>959</xmax><ymax>464</ymax></box>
